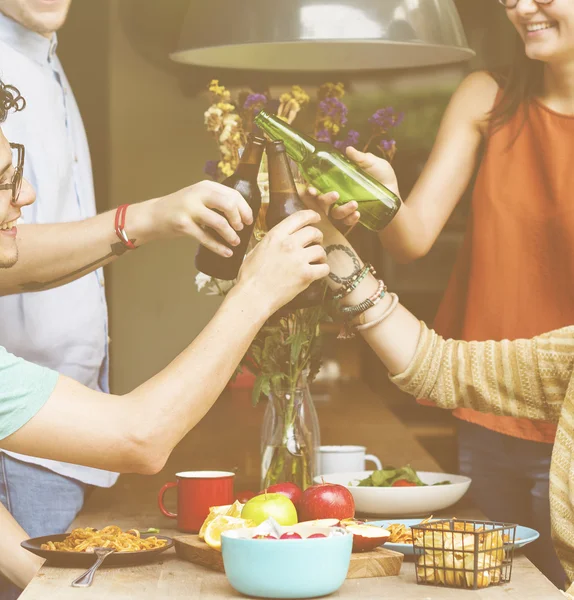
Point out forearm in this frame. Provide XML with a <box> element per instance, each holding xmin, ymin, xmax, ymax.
<box><xmin>2</xmin><ymin>284</ymin><xmax>270</xmax><ymax>474</ymax></box>
<box><xmin>0</xmin><ymin>201</ymin><xmax>156</xmax><ymax>295</ymax></box>
<box><xmin>126</xmin><ymin>284</ymin><xmax>269</xmax><ymax>467</ymax></box>
<box><xmin>0</xmin><ymin>504</ymin><xmax>43</xmax><ymax>589</ymax></box>
<box><xmin>320</xmin><ymin>218</ymin><xmax>567</xmax><ymax>422</ymax></box>
<box><xmin>376</xmin><ymin>203</ymin><xmax>431</xmax><ymax>263</ymax></box>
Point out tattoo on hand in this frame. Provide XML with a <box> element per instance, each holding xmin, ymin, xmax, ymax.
<box><xmin>325</xmin><ymin>244</ymin><xmax>361</xmax><ymax>285</ymax></box>
<box><xmin>18</xmin><ymin>240</ymin><xmax>133</xmax><ymax>292</ymax></box>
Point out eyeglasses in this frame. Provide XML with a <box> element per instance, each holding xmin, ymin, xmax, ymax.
<box><xmin>0</xmin><ymin>143</ymin><xmax>25</xmax><ymax>205</ymax></box>
<box><xmin>499</xmin><ymin>0</ymin><xmax>554</xmax><ymax>8</ymax></box>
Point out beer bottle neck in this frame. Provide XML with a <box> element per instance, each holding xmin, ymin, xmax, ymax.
<box><xmin>235</xmin><ymin>137</ymin><xmax>265</xmax><ymax>179</ymax></box>
<box><xmin>254</xmin><ymin>110</ymin><xmax>315</xmax><ymax>163</ymax></box>
<box><xmin>268</xmin><ymin>148</ymin><xmax>298</xmax><ymax>194</ymax></box>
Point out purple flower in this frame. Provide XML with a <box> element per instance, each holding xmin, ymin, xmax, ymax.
<box><xmin>318</xmin><ymin>97</ymin><xmax>348</xmax><ymax>127</ymax></box>
<box><xmin>204</xmin><ymin>160</ymin><xmax>219</xmax><ymax>179</ymax></box>
<box><xmin>334</xmin><ymin>129</ymin><xmax>360</xmax><ymax>152</ymax></box>
<box><xmin>369</xmin><ymin>107</ymin><xmax>404</xmax><ymax>132</ymax></box>
<box><xmin>316</xmin><ymin>128</ymin><xmax>332</xmax><ymax>143</ymax></box>
<box><xmin>243</xmin><ymin>93</ymin><xmax>267</xmax><ymax>110</ymax></box>
<box><xmin>378</xmin><ymin>139</ymin><xmax>397</xmax><ymax>162</ymax></box>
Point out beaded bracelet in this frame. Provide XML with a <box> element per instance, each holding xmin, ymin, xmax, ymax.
<box><xmin>354</xmin><ymin>293</ymin><xmax>400</xmax><ymax>332</ymax></box>
<box><xmin>332</xmin><ymin>263</ymin><xmax>375</xmax><ymax>301</ymax></box>
<box><xmin>340</xmin><ymin>279</ymin><xmax>387</xmax><ymax>317</ymax></box>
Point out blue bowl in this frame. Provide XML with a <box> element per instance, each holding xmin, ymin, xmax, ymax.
<box><xmin>221</xmin><ymin>527</ymin><xmax>353</xmax><ymax>599</ymax></box>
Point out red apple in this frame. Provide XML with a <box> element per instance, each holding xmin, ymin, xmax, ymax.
<box><xmin>298</xmin><ymin>483</ymin><xmax>355</xmax><ymax>522</ymax></box>
<box><xmin>252</xmin><ymin>534</ymin><xmax>278</xmax><ymax>540</ymax></box>
<box><xmin>280</xmin><ymin>532</ymin><xmax>302</xmax><ymax>540</ymax></box>
<box><xmin>345</xmin><ymin>524</ymin><xmax>391</xmax><ymax>552</ymax></box>
<box><xmin>259</xmin><ymin>483</ymin><xmax>302</xmax><ymax>508</ymax></box>
<box><xmin>307</xmin><ymin>533</ymin><xmax>327</xmax><ymax>539</ymax></box>
<box><xmin>235</xmin><ymin>490</ymin><xmax>256</xmax><ymax>503</ymax></box>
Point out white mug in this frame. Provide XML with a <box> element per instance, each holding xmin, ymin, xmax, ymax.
<box><xmin>318</xmin><ymin>445</ymin><xmax>382</xmax><ymax>475</ymax></box>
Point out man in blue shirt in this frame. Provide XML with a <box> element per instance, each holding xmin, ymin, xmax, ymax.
<box><xmin>0</xmin><ymin>79</ymin><xmax>329</xmax><ymax>594</ymax></box>
<box><xmin>0</xmin><ymin>2</ymin><xmax>117</xmax><ymax>554</ymax></box>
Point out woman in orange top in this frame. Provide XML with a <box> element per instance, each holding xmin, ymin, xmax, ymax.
<box><xmin>318</xmin><ymin>0</ymin><xmax>573</xmax><ymax>587</ymax></box>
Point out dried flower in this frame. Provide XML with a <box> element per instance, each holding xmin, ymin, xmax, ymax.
<box><xmin>244</xmin><ymin>93</ymin><xmax>267</xmax><ymax>111</ymax></box>
<box><xmin>378</xmin><ymin>138</ymin><xmax>397</xmax><ymax>162</ymax></box>
<box><xmin>368</xmin><ymin>107</ymin><xmax>404</xmax><ymax>133</ymax></box>
<box><xmin>334</xmin><ymin>129</ymin><xmax>360</xmax><ymax>152</ymax></box>
<box><xmin>316</xmin><ymin>97</ymin><xmax>348</xmax><ymax>137</ymax></box>
<box><xmin>316</xmin><ymin>128</ymin><xmax>332</xmax><ymax>143</ymax></box>
<box><xmin>278</xmin><ymin>85</ymin><xmax>310</xmax><ymax>124</ymax></box>
<box><xmin>203</xmin><ymin>160</ymin><xmax>219</xmax><ymax>179</ymax></box>
<box><xmin>318</xmin><ymin>82</ymin><xmax>345</xmax><ymax>100</ymax></box>
<box><xmin>209</xmin><ymin>79</ymin><xmax>231</xmax><ymax>103</ymax></box>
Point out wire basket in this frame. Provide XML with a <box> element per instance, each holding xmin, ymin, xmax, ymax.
<box><xmin>411</xmin><ymin>519</ymin><xmax>517</xmax><ymax>590</ymax></box>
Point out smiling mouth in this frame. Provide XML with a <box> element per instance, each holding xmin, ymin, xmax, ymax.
<box><xmin>0</xmin><ymin>218</ymin><xmax>18</xmax><ymax>230</ymax></box>
<box><xmin>526</xmin><ymin>22</ymin><xmax>556</xmax><ymax>33</ymax></box>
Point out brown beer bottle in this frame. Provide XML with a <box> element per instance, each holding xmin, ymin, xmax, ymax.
<box><xmin>266</xmin><ymin>140</ymin><xmax>326</xmax><ymax>309</ymax></box>
<box><xmin>195</xmin><ymin>134</ymin><xmax>265</xmax><ymax>280</ymax></box>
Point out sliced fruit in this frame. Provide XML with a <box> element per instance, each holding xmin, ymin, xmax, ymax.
<box><xmin>198</xmin><ymin>505</ymin><xmax>232</xmax><ymax>540</ymax></box>
<box><xmin>280</xmin><ymin>532</ymin><xmax>302</xmax><ymax>540</ymax></box>
<box><xmin>204</xmin><ymin>515</ymin><xmax>255</xmax><ymax>551</ymax></box>
<box><xmin>226</xmin><ymin>500</ymin><xmax>245</xmax><ymax>518</ymax></box>
<box><xmin>345</xmin><ymin>524</ymin><xmax>391</xmax><ymax>552</ymax></box>
<box><xmin>298</xmin><ymin>518</ymin><xmax>340</xmax><ymax>527</ymax></box>
<box><xmin>340</xmin><ymin>518</ymin><xmax>365</xmax><ymax>527</ymax></box>
<box><xmin>253</xmin><ymin>534</ymin><xmax>278</xmax><ymax>540</ymax></box>
<box><xmin>307</xmin><ymin>533</ymin><xmax>327</xmax><ymax>539</ymax></box>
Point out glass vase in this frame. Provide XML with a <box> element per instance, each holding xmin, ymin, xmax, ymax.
<box><xmin>260</xmin><ymin>373</ymin><xmax>320</xmax><ymax>491</ymax></box>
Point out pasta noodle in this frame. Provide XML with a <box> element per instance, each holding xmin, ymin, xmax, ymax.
<box><xmin>40</xmin><ymin>526</ymin><xmax>167</xmax><ymax>553</ymax></box>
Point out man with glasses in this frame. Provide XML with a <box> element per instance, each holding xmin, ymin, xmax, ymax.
<box><xmin>0</xmin><ymin>2</ymin><xmax>120</xmax><ymax>580</ymax></box>
<box><xmin>0</xmin><ymin>79</ymin><xmax>328</xmax><ymax>595</ymax></box>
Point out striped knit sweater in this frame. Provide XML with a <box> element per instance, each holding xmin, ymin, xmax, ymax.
<box><xmin>390</xmin><ymin>322</ymin><xmax>574</xmax><ymax>595</ymax></box>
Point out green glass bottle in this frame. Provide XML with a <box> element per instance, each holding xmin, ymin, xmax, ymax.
<box><xmin>254</xmin><ymin>110</ymin><xmax>401</xmax><ymax>232</ymax></box>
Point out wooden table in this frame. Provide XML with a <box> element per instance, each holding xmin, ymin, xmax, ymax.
<box><xmin>20</xmin><ymin>382</ymin><xmax>563</xmax><ymax>599</ymax></box>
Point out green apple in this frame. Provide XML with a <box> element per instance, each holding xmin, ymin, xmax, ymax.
<box><xmin>241</xmin><ymin>492</ymin><xmax>298</xmax><ymax>526</ymax></box>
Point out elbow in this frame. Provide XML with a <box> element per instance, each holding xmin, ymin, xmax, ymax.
<box><xmin>390</xmin><ymin>244</ymin><xmax>430</xmax><ymax>264</ymax></box>
<box><xmin>117</xmin><ymin>430</ymin><xmax>170</xmax><ymax>475</ymax></box>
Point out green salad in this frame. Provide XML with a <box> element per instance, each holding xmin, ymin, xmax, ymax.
<box><xmin>354</xmin><ymin>466</ymin><xmax>451</xmax><ymax>488</ymax></box>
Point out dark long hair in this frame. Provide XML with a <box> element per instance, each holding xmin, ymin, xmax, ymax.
<box><xmin>0</xmin><ymin>79</ymin><xmax>25</xmax><ymax>123</ymax></box>
<box><xmin>489</xmin><ymin>33</ymin><xmax>545</xmax><ymax>133</ymax></box>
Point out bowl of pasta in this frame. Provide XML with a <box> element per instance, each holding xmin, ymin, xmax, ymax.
<box><xmin>21</xmin><ymin>526</ymin><xmax>173</xmax><ymax>566</ymax></box>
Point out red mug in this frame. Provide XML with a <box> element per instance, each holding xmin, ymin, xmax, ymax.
<box><xmin>158</xmin><ymin>471</ymin><xmax>235</xmax><ymax>533</ymax></box>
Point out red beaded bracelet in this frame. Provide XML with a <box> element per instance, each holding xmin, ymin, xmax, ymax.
<box><xmin>114</xmin><ymin>204</ymin><xmax>136</xmax><ymax>250</ymax></box>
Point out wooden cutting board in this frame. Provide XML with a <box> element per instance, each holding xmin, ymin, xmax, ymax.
<box><xmin>174</xmin><ymin>534</ymin><xmax>403</xmax><ymax>579</ymax></box>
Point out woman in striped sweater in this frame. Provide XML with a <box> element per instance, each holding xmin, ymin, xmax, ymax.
<box><xmin>311</xmin><ymin>194</ymin><xmax>574</xmax><ymax>597</ymax></box>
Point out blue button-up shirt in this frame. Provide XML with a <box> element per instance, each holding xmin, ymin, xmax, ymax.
<box><xmin>0</xmin><ymin>13</ymin><xmax>117</xmax><ymax>488</ymax></box>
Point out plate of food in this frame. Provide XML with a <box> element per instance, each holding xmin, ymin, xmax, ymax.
<box><xmin>314</xmin><ymin>466</ymin><xmax>471</xmax><ymax>517</ymax></box>
<box><xmin>21</xmin><ymin>526</ymin><xmax>173</xmax><ymax>567</ymax></box>
<box><xmin>367</xmin><ymin>518</ymin><xmax>540</xmax><ymax>555</ymax></box>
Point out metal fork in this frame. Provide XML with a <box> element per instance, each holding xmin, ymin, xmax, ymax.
<box><xmin>71</xmin><ymin>547</ymin><xmax>115</xmax><ymax>587</ymax></box>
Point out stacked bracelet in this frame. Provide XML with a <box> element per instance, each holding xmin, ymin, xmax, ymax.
<box><xmin>354</xmin><ymin>293</ymin><xmax>400</xmax><ymax>332</ymax></box>
<box><xmin>332</xmin><ymin>263</ymin><xmax>375</xmax><ymax>301</ymax></box>
<box><xmin>340</xmin><ymin>279</ymin><xmax>387</xmax><ymax>317</ymax></box>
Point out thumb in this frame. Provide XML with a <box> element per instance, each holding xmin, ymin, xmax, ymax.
<box><xmin>346</xmin><ymin>146</ymin><xmax>399</xmax><ymax>195</ymax></box>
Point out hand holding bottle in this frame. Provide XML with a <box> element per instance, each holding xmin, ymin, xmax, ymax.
<box><xmin>137</xmin><ymin>179</ymin><xmax>253</xmax><ymax>255</ymax></box>
<box><xmin>309</xmin><ymin>147</ymin><xmax>402</xmax><ymax>228</ymax></box>
<box><xmin>234</xmin><ymin>210</ymin><xmax>329</xmax><ymax>316</ymax></box>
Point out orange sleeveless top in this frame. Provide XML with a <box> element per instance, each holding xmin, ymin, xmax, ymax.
<box><xmin>433</xmin><ymin>95</ymin><xmax>574</xmax><ymax>443</ymax></box>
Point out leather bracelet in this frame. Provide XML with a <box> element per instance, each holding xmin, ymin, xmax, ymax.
<box><xmin>114</xmin><ymin>204</ymin><xmax>136</xmax><ymax>250</ymax></box>
<box><xmin>354</xmin><ymin>293</ymin><xmax>400</xmax><ymax>332</ymax></box>
<box><xmin>340</xmin><ymin>280</ymin><xmax>386</xmax><ymax>317</ymax></box>
<box><xmin>332</xmin><ymin>263</ymin><xmax>375</xmax><ymax>301</ymax></box>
